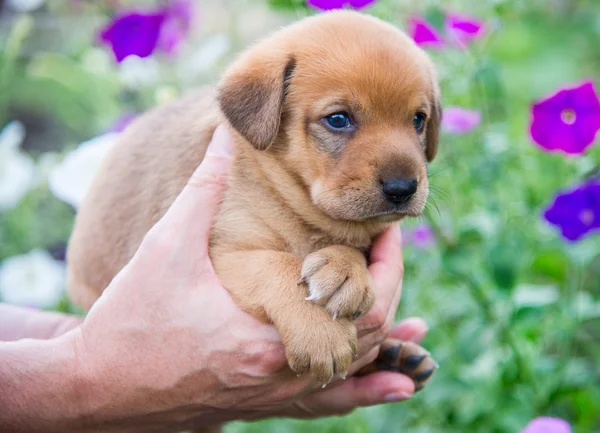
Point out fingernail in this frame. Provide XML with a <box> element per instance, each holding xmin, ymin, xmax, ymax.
<box><xmin>206</xmin><ymin>125</ymin><xmax>234</xmax><ymax>158</ymax></box>
<box><xmin>384</xmin><ymin>391</ymin><xmax>412</xmax><ymax>402</ymax></box>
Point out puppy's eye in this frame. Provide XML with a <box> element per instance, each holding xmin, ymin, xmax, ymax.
<box><xmin>413</xmin><ymin>112</ymin><xmax>426</xmax><ymax>134</ymax></box>
<box><xmin>325</xmin><ymin>112</ymin><xmax>352</xmax><ymax>130</ymax></box>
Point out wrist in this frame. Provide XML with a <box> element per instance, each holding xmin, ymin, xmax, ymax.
<box><xmin>0</xmin><ymin>329</ymin><xmax>92</xmax><ymax>432</ymax></box>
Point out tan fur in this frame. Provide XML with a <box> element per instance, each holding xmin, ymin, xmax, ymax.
<box><xmin>67</xmin><ymin>10</ymin><xmax>440</xmax><ymax>389</ymax></box>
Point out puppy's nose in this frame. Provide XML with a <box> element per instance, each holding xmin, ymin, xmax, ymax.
<box><xmin>381</xmin><ymin>178</ymin><xmax>418</xmax><ymax>204</ymax></box>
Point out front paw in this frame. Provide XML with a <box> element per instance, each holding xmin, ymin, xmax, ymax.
<box><xmin>284</xmin><ymin>318</ymin><xmax>357</xmax><ymax>384</ymax></box>
<box><xmin>299</xmin><ymin>246</ymin><xmax>375</xmax><ymax>320</ymax></box>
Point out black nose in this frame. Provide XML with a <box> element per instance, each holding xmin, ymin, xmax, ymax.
<box><xmin>381</xmin><ymin>178</ymin><xmax>418</xmax><ymax>204</ymax></box>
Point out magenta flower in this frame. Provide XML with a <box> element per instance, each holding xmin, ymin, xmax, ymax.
<box><xmin>100</xmin><ymin>12</ymin><xmax>166</xmax><ymax>62</ymax></box>
<box><xmin>543</xmin><ymin>181</ymin><xmax>600</xmax><ymax>242</ymax></box>
<box><xmin>409</xmin><ymin>17</ymin><xmax>444</xmax><ymax>49</ymax></box>
<box><xmin>109</xmin><ymin>112</ymin><xmax>137</xmax><ymax>133</ymax></box>
<box><xmin>306</xmin><ymin>0</ymin><xmax>376</xmax><ymax>10</ymax></box>
<box><xmin>441</xmin><ymin>106</ymin><xmax>481</xmax><ymax>134</ymax></box>
<box><xmin>99</xmin><ymin>0</ymin><xmax>193</xmax><ymax>62</ymax></box>
<box><xmin>520</xmin><ymin>417</ymin><xmax>571</xmax><ymax>433</ymax></box>
<box><xmin>530</xmin><ymin>81</ymin><xmax>600</xmax><ymax>155</ymax></box>
<box><xmin>445</xmin><ymin>12</ymin><xmax>485</xmax><ymax>48</ymax></box>
<box><xmin>403</xmin><ymin>224</ymin><xmax>436</xmax><ymax>249</ymax></box>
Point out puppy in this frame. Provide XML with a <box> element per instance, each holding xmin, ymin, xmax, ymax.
<box><xmin>67</xmin><ymin>10</ymin><xmax>440</xmax><ymax>392</ymax></box>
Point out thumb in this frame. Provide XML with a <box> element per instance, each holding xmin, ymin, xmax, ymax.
<box><xmin>151</xmin><ymin>125</ymin><xmax>235</xmax><ymax>244</ymax></box>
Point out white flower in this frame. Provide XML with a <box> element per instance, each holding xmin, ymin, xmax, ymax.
<box><xmin>0</xmin><ymin>249</ymin><xmax>65</xmax><ymax>308</ymax></box>
<box><xmin>7</xmin><ymin>0</ymin><xmax>44</xmax><ymax>12</ymax></box>
<box><xmin>118</xmin><ymin>56</ymin><xmax>160</xmax><ymax>89</ymax></box>
<box><xmin>178</xmin><ymin>33</ymin><xmax>230</xmax><ymax>82</ymax></box>
<box><xmin>0</xmin><ymin>121</ymin><xmax>36</xmax><ymax>212</ymax></box>
<box><xmin>48</xmin><ymin>132</ymin><xmax>118</xmax><ymax>209</ymax></box>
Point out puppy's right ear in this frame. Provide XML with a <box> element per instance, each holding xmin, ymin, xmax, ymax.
<box><xmin>217</xmin><ymin>53</ymin><xmax>296</xmax><ymax>150</ymax></box>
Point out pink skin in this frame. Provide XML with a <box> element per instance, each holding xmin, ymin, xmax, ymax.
<box><xmin>0</xmin><ymin>126</ymin><xmax>428</xmax><ymax>432</ymax></box>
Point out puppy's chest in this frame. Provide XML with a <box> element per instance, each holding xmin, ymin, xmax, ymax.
<box><xmin>289</xmin><ymin>230</ymin><xmax>370</xmax><ymax>260</ymax></box>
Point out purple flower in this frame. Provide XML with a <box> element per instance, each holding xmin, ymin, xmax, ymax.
<box><xmin>445</xmin><ymin>12</ymin><xmax>485</xmax><ymax>48</ymax></box>
<box><xmin>530</xmin><ymin>81</ymin><xmax>600</xmax><ymax>155</ymax></box>
<box><xmin>543</xmin><ymin>181</ymin><xmax>600</xmax><ymax>242</ymax></box>
<box><xmin>520</xmin><ymin>417</ymin><xmax>571</xmax><ymax>433</ymax></box>
<box><xmin>109</xmin><ymin>112</ymin><xmax>137</xmax><ymax>133</ymax></box>
<box><xmin>100</xmin><ymin>12</ymin><xmax>166</xmax><ymax>62</ymax></box>
<box><xmin>403</xmin><ymin>224</ymin><xmax>436</xmax><ymax>249</ymax></box>
<box><xmin>99</xmin><ymin>0</ymin><xmax>194</xmax><ymax>62</ymax></box>
<box><xmin>441</xmin><ymin>106</ymin><xmax>481</xmax><ymax>134</ymax></box>
<box><xmin>306</xmin><ymin>0</ymin><xmax>376</xmax><ymax>10</ymax></box>
<box><xmin>409</xmin><ymin>17</ymin><xmax>444</xmax><ymax>49</ymax></box>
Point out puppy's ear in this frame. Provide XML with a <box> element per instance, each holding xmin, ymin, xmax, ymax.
<box><xmin>218</xmin><ymin>54</ymin><xmax>296</xmax><ymax>150</ymax></box>
<box><xmin>426</xmin><ymin>86</ymin><xmax>442</xmax><ymax>162</ymax></box>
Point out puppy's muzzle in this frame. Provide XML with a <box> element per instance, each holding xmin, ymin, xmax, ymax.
<box><xmin>381</xmin><ymin>178</ymin><xmax>418</xmax><ymax>205</ymax></box>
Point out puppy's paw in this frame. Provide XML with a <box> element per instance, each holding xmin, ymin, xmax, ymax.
<box><xmin>284</xmin><ymin>318</ymin><xmax>357</xmax><ymax>384</ymax></box>
<box><xmin>375</xmin><ymin>339</ymin><xmax>438</xmax><ymax>391</ymax></box>
<box><xmin>300</xmin><ymin>246</ymin><xmax>375</xmax><ymax>320</ymax></box>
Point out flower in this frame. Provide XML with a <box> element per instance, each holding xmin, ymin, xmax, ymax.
<box><xmin>445</xmin><ymin>12</ymin><xmax>485</xmax><ymax>48</ymax></box>
<box><xmin>109</xmin><ymin>112</ymin><xmax>137</xmax><ymax>133</ymax></box>
<box><xmin>520</xmin><ymin>417</ymin><xmax>571</xmax><ymax>433</ymax></box>
<box><xmin>6</xmin><ymin>0</ymin><xmax>44</xmax><ymax>12</ymax></box>
<box><xmin>441</xmin><ymin>106</ymin><xmax>481</xmax><ymax>134</ymax></box>
<box><xmin>0</xmin><ymin>121</ymin><xmax>36</xmax><ymax>212</ymax></box>
<box><xmin>48</xmin><ymin>132</ymin><xmax>118</xmax><ymax>209</ymax></box>
<box><xmin>543</xmin><ymin>181</ymin><xmax>600</xmax><ymax>242</ymax></box>
<box><xmin>403</xmin><ymin>224</ymin><xmax>436</xmax><ymax>249</ymax></box>
<box><xmin>100</xmin><ymin>12</ymin><xmax>166</xmax><ymax>62</ymax></box>
<box><xmin>409</xmin><ymin>17</ymin><xmax>444</xmax><ymax>49</ymax></box>
<box><xmin>306</xmin><ymin>0</ymin><xmax>377</xmax><ymax>11</ymax></box>
<box><xmin>0</xmin><ymin>249</ymin><xmax>65</xmax><ymax>308</ymax></box>
<box><xmin>99</xmin><ymin>0</ymin><xmax>194</xmax><ymax>62</ymax></box>
<box><xmin>118</xmin><ymin>55</ymin><xmax>161</xmax><ymax>89</ymax></box>
<box><xmin>530</xmin><ymin>81</ymin><xmax>600</xmax><ymax>155</ymax></box>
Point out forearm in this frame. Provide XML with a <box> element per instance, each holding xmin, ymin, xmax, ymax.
<box><xmin>0</xmin><ymin>304</ymin><xmax>83</xmax><ymax>341</ymax></box>
<box><xmin>0</xmin><ymin>332</ymin><xmax>89</xmax><ymax>433</ymax></box>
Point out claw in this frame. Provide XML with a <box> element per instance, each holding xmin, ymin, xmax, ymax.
<box><xmin>305</xmin><ymin>293</ymin><xmax>320</xmax><ymax>301</ymax></box>
<box><xmin>352</xmin><ymin>311</ymin><xmax>361</xmax><ymax>320</ymax></box>
<box><xmin>332</xmin><ymin>310</ymin><xmax>340</xmax><ymax>320</ymax></box>
<box><xmin>340</xmin><ymin>372</ymin><xmax>347</xmax><ymax>380</ymax></box>
<box><xmin>297</xmin><ymin>276</ymin><xmax>306</xmax><ymax>285</ymax></box>
<box><xmin>322</xmin><ymin>383</ymin><xmax>328</xmax><ymax>388</ymax></box>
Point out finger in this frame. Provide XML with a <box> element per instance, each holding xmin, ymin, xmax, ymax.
<box><xmin>356</xmin><ymin>225</ymin><xmax>403</xmax><ymax>336</ymax></box>
<box><xmin>388</xmin><ymin>317</ymin><xmax>428</xmax><ymax>343</ymax></box>
<box><xmin>293</xmin><ymin>372</ymin><xmax>414</xmax><ymax>416</ymax></box>
<box><xmin>149</xmin><ymin>125</ymin><xmax>234</xmax><ymax>246</ymax></box>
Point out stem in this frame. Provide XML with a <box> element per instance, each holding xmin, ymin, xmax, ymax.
<box><xmin>0</xmin><ymin>14</ymin><xmax>33</xmax><ymax>126</ymax></box>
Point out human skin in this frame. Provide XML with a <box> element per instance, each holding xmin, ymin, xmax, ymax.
<box><xmin>0</xmin><ymin>126</ymin><xmax>428</xmax><ymax>433</ymax></box>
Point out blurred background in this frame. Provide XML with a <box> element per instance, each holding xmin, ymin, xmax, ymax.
<box><xmin>1</xmin><ymin>0</ymin><xmax>599</xmax><ymax>432</ymax></box>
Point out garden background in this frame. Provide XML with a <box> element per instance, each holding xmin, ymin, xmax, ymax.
<box><xmin>0</xmin><ymin>0</ymin><xmax>599</xmax><ymax>432</ymax></box>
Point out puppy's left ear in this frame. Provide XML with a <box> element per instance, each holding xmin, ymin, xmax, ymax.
<box><xmin>217</xmin><ymin>53</ymin><xmax>296</xmax><ymax>150</ymax></box>
<box><xmin>426</xmin><ymin>86</ymin><xmax>442</xmax><ymax>162</ymax></box>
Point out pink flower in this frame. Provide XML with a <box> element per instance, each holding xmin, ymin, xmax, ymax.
<box><xmin>403</xmin><ymin>224</ymin><xmax>436</xmax><ymax>249</ymax></box>
<box><xmin>99</xmin><ymin>0</ymin><xmax>194</xmax><ymax>62</ymax></box>
<box><xmin>520</xmin><ymin>417</ymin><xmax>571</xmax><ymax>433</ymax></box>
<box><xmin>306</xmin><ymin>0</ymin><xmax>376</xmax><ymax>10</ymax></box>
<box><xmin>441</xmin><ymin>106</ymin><xmax>481</xmax><ymax>134</ymax></box>
<box><xmin>445</xmin><ymin>12</ymin><xmax>485</xmax><ymax>48</ymax></box>
<box><xmin>409</xmin><ymin>17</ymin><xmax>444</xmax><ymax>49</ymax></box>
<box><xmin>530</xmin><ymin>81</ymin><xmax>600</xmax><ymax>155</ymax></box>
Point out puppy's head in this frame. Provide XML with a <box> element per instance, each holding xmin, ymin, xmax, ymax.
<box><xmin>218</xmin><ymin>11</ymin><xmax>441</xmax><ymax>222</ymax></box>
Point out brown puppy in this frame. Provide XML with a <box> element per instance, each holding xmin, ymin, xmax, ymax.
<box><xmin>67</xmin><ymin>11</ymin><xmax>440</xmax><ymax>390</ymax></box>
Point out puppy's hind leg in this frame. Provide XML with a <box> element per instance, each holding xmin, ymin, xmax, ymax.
<box><xmin>357</xmin><ymin>339</ymin><xmax>438</xmax><ymax>392</ymax></box>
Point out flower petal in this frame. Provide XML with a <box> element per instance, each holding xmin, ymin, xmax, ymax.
<box><xmin>446</xmin><ymin>12</ymin><xmax>485</xmax><ymax>48</ymax></box>
<box><xmin>520</xmin><ymin>417</ymin><xmax>571</xmax><ymax>433</ymax></box>
<box><xmin>441</xmin><ymin>106</ymin><xmax>481</xmax><ymax>134</ymax></box>
<box><xmin>409</xmin><ymin>17</ymin><xmax>445</xmax><ymax>48</ymax></box>
<box><xmin>100</xmin><ymin>12</ymin><xmax>166</xmax><ymax>62</ymax></box>
<box><xmin>306</xmin><ymin>0</ymin><xmax>346</xmax><ymax>10</ymax></box>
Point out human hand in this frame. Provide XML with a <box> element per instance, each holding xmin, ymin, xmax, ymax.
<box><xmin>63</xmin><ymin>125</ymin><xmax>422</xmax><ymax>432</ymax></box>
